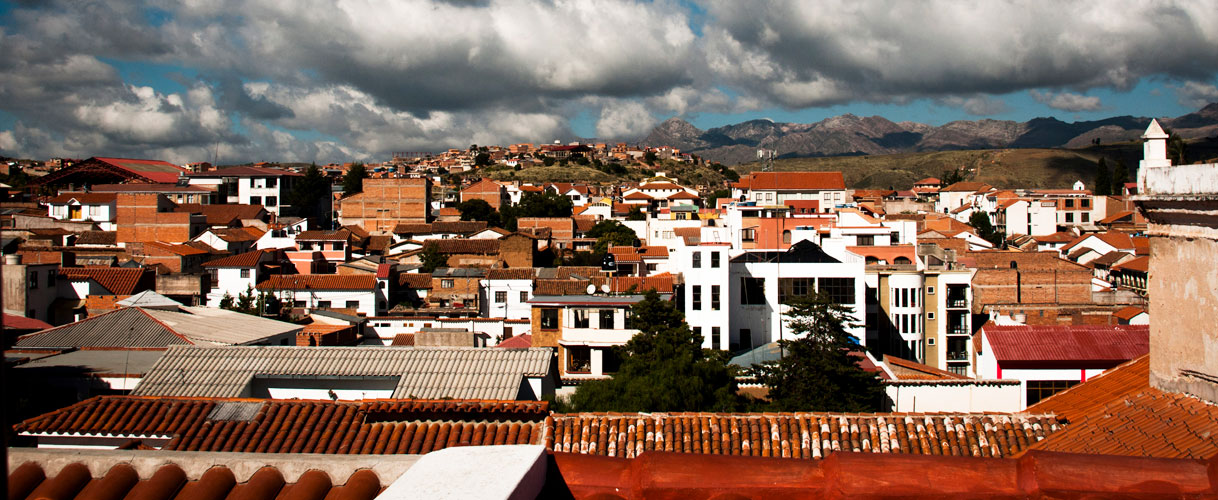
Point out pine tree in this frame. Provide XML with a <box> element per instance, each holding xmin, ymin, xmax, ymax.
<box><xmin>1111</xmin><ymin>159</ymin><xmax>1129</xmax><ymax>196</ymax></box>
<box><xmin>752</xmin><ymin>293</ymin><xmax>884</xmax><ymax>412</ymax></box>
<box><xmin>1094</xmin><ymin>157</ymin><xmax>1112</xmax><ymax>196</ymax></box>
<box><xmin>342</xmin><ymin>163</ymin><xmax>367</xmax><ymax>197</ymax></box>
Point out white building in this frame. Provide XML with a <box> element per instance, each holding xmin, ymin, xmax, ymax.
<box><xmin>480</xmin><ymin>268</ymin><xmax>537</xmax><ymax>320</ymax></box>
<box><xmin>675</xmin><ymin>243</ymin><xmax>732</xmax><ymax>350</ymax></box>
<box><xmin>45</xmin><ymin>193</ymin><xmax>117</xmax><ymax>230</ymax></box>
<box><xmin>731</xmin><ymin>171</ymin><xmax>848</xmax><ymax>212</ymax></box>
<box><xmin>257</xmin><ymin>274</ymin><xmax>387</xmax><ymax>316</ymax></box>
<box><xmin>203</xmin><ymin>249</ymin><xmax>281</xmax><ymax>308</ymax></box>
<box><xmin>997</xmin><ymin>199</ymin><xmax>1057</xmax><ymax>237</ymax></box>
<box><xmin>186</xmin><ymin>166</ymin><xmax>302</xmax><ymax>216</ymax></box>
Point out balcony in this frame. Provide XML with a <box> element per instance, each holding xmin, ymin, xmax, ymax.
<box><xmin>947</xmin><ymin>327</ymin><xmax>970</xmax><ymax>336</ymax></box>
<box><xmin>946</xmin><ymin>351</ymin><xmax>969</xmax><ymax>362</ymax></box>
<box><xmin>946</xmin><ymin>298</ymin><xmax>968</xmax><ymax>308</ymax></box>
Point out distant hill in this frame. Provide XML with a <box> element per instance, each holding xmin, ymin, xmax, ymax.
<box><xmin>642</xmin><ymin>103</ymin><xmax>1218</xmax><ymax>166</ymax></box>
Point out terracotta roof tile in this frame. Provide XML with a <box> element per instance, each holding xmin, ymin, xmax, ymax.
<box><xmin>496</xmin><ymin>334</ymin><xmax>533</xmax><ymax>348</ymax></box>
<box><xmin>883</xmin><ymin>355</ymin><xmax>967</xmax><ymax>380</ymax></box>
<box><xmin>1112</xmin><ymin>255</ymin><xmax>1148</xmax><ymax>273</ymax></box>
<box><xmin>295</xmin><ymin>229</ymin><xmax>351</xmax><ymax>241</ymax></box>
<box><xmin>1025</xmin><ymin>355</ymin><xmax>1218</xmax><ymax>460</ymax></box>
<box><xmin>390</xmin><ymin>333</ymin><xmax>416</xmax><ymax>346</ymax></box>
<box><xmin>47</xmin><ymin>192</ymin><xmax>118</xmax><ymax>204</ymax></box>
<box><xmin>486</xmin><ymin>268</ymin><xmax>538</xmax><ymax>280</ymax></box>
<box><xmin>75</xmin><ymin>231</ymin><xmax>117</xmax><ymax>246</ymax></box>
<box><xmin>399</xmin><ymin>273</ymin><xmax>433</xmax><ymax>289</ymax></box>
<box><xmin>140</xmin><ymin>241</ymin><xmax>210</xmax><ymax>256</ymax></box>
<box><xmin>423</xmin><ymin>239</ymin><xmax>500</xmax><ymax>255</ymax></box>
<box><xmin>58</xmin><ymin>267</ymin><xmax>154</xmax><ymax>295</ymax></box>
<box><xmin>15</xmin><ymin>396</ymin><xmax>547</xmax><ymax>455</ymax></box>
<box><xmin>547</xmin><ymin>412</ymin><xmax>1060</xmax><ymax>459</ymax></box>
<box><xmin>257</xmin><ymin>275</ymin><xmax>375</xmax><ymax>291</ymax></box>
<box><xmin>534</xmin><ymin>279</ymin><xmax>591</xmax><ymax>295</ymax></box>
<box><xmin>2</xmin><ymin>313</ymin><xmax>53</xmax><ymax>331</ymax></box>
<box><xmin>735</xmin><ymin>172</ymin><xmax>847</xmax><ymax>191</ymax></box>
<box><xmin>610</xmin><ymin>274</ymin><xmax>674</xmax><ymax>294</ymax></box>
<box><xmin>174</xmin><ymin>204</ymin><xmax>267</xmax><ymax>225</ymax></box>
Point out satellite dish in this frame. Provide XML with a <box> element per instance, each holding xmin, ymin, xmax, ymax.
<box><xmin>586</xmin><ymin>284</ymin><xmax>597</xmax><ymax>295</ymax></box>
<box><xmin>601</xmin><ymin>284</ymin><xmax>611</xmax><ymax>293</ymax></box>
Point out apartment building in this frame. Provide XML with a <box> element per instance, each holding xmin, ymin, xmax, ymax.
<box><xmin>186</xmin><ymin>166</ymin><xmax>302</xmax><ymax>216</ymax></box>
<box><xmin>338</xmin><ymin>178</ymin><xmax>432</xmax><ymax>233</ymax></box>
<box><xmin>529</xmin><ymin>293</ymin><xmax>650</xmax><ymax>379</ymax></box>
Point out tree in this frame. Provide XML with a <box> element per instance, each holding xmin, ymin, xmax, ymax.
<box><xmin>1166</xmin><ymin>129</ymin><xmax>1186</xmax><ymax>166</ymax></box>
<box><xmin>625</xmin><ymin>207</ymin><xmax>646</xmax><ymax>221</ymax></box>
<box><xmin>542</xmin><ymin>156</ymin><xmax>556</xmax><ymax>166</ymax></box>
<box><xmin>1094</xmin><ymin>157</ymin><xmax>1112</xmax><ymax>196</ymax></box>
<box><xmin>219</xmin><ymin>293</ymin><xmax>235</xmax><ymax>310</ymax></box>
<box><xmin>968</xmin><ymin>211</ymin><xmax>1003</xmax><ymax>247</ymax></box>
<box><xmin>419</xmin><ymin>245</ymin><xmax>449</xmax><ymax>273</ymax></box>
<box><xmin>342</xmin><ymin>163</ymin><xmax>368</xmax><ymax>197</ymax></box>
<box><xmin>586</xmin><ymin>220</ymin><xmax>639</xmax><ymax>254</ymax></box>
<box><xmin>643</xmin><ymin>151</ymin><xmax>658</xmax><ymax>165</ymax></box>
<box><xmin>940</xmin><ymin>168</ymin><xmax>966</xmax><ymax>187</ymax></box>
<box><xmin>474</xmin><ymin>152</ymin><xmax>492</xmax><ymax>167</ymax></box>
<box><xmin>287</xmin><ymin>164</ymin><xmax>332</xmax><ymax>226</ymax></box>
<box><xmin>1111</xmin><ymin>159</ymin><xmax>1129</xmax><ymax>196</ymax></box>
<box><xmin>457</xmin><ymin>198</ymin><xmax>502</xmax><ymax>227</ymax></box>
<box><xmin>751</xmin><ymin>292</ymin><xmax>884</xmax><ymax>412</ymax></box>
<box><xmin>567</xmin><ymin>291</ymin><xmax>745</xmax><ymax>412</ymax></box>
<box><xmin>705</xmin><ymin>188</ymin><xmax>730</xmax><ymax>207</ymax></box>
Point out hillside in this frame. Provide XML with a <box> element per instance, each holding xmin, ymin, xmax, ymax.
<box><xmin>734</xmin><ymin>148</ymin><xmax>1119</xmax><ymax>190</ymax></box>
<box><xmin>643</xmin><ymin>103</ymin><xmax>1218</xmax><ymax>165</ymax></box>
<box><xmin>475</xmin><ymin>160</ymin><xmax>728</xmax><ymax>188</ymax></box>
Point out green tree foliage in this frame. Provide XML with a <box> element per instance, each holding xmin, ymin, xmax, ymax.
<box><xmin>625</xmin><ymin>207</ymin><xmax>646</xmax><ymax>221</ymax></box>
<box><xmin>968</xmin><ymin>211</ymin><xmax>1003</xmax><ymax>247</ymax></box>
<box><xmin>567</xmin><ymin>291</ymin><xmax>745</xmax><ymax>412</ymax></box>
<box><xmin>474</xmin><ymin>152</ymin><xmax>492</xmax><ymax>167</ymax></box>
<box><xmin>751</xmin><ymin>293</ymin><xmax>884</xmax><ymax>412</ymax></box>
<box><xmin>1111</xmin><ymin>159</ymin><xmax>1129</xmax><ymax>196</ymax></box>
<box><xmin>457</xmin><ymin>198</ymin><xmax>502</xmax><ymax>227</ymax></box>
<box><xmin>586</xmin><ymin>220</ymin><xmax>640</xmax><ymax>254</ymax></box>
<box><xmin>542</xmin><ymin>156</ymin><xmax>556</xmax><ymax>166</ymax></box>
<box><xmin>705</xmin><ymin>188</ymin><xmax>731</xmax><ymax>207</ymax></box>
<box><xmin>342</xmin><ymin>163</ymin><xmax>368</xmax><ymax>197</ymax></box>
<box><xmin>1093</xmin><ymin>157</ymin><xmax>1112</xmax><ymax>196</ymax></box>
<box><xmin>219</xmin><ymin>293</ymin><xmax>235</xmax><ymax>310</ymax></box>
<box><xmin>419</xmin><ymin>245</ymin><xmax>449</xmax><ymax>273</ymax></box>
<box><xmin>940</xmin><ymin>168</ymin><xmax>966</xmax><ymax>187</ymax></box>
<box><xmin>288</xmin><ymin>164</ymin><xmax>332</xmax><ymax>226</ymax></box>
<box><xmin>501</xmin><ymin>191</ymin><xmax>573</xmax><ymax>231</ymax></box>
<box><xmin>1166</xmin><ymin>129</ymin><xmax>1186</xmax><ymax>166</ymax></box>
<box><xmin>643</xmin><ymin>151</ymin><xmax>658</xmax><ymax>165</ymax></box>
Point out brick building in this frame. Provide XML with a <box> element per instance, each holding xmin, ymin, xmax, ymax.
<box><xmin>967</xmin><ymin>251</ymin><xmax>1101</xmax><ymax>324</ymax></box>
<box><xmin>459</xmin><ymin>179</ymin><xmax>507</xmax><ymax>209</ymax></box>
<box><xmin>338</xmin><ymin>178</ymin><xmax>431</xmax><ymax>233</ymax></box>
<box><xmin>115</xmin><ymin>194</ymin><xmax>206</xmax><ymax>246</ymax></box>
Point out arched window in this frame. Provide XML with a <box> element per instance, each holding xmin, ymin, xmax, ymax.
<box><xmin>1010</xmin><ymin>261</ymin><xmax>1018</xmax><ymax>269</ymax></box>
<box><xmin>782</xmin><ymin>230</ymin><xmax>792</xmax><ymax>244</ymax></box>
<box><xmin>865</xmin><ymin>256</ymin><xmax>880</xmax><ymax>265</ymax></box>
<box><xmin>894</xmin><ymin>256</ymin><xmax>912</xmax><ymax>265</ymax></box>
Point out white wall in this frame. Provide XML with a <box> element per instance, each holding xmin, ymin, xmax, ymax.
<box><xmin>365</xmin><ymin>317</ymin><xmax>529</xmax><ymax>345</ymax></box>
<box><xmin>206</xmin><ymin>266</ymin><xmax>260</xmax><ymax>307</ymax></box>
<box><xmin>885</xmin><ymin>381</ymin><xmax>1023</xmax><ymax>412</ymax></box>
<box><xmin>270</xmin><ymin>289</ymin><xmax>378</xmax><ymax>316</ymax></box>
<box><xmin>728</xmin><ymin>257</ymin><xmax>866</xmax><ymax>350</ymax></box>
<box><xmin>675</xmin><ymin>244</ymin><xmax>731</xmax><ymax>350</ymax></box>
<box><xmin>481</xmin><ymin>279</ymin><xmax>534</xmax><ymax>320</ymax></box>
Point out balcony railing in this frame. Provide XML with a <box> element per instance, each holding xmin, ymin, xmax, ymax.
<box><xmin>946</xmin><ymin>351</ymin><xmax>969</xmax><ymax>361</ymax></box>
<box><xmin>946</xmin><ymin>298</ymin><xmax>968</xmax><ymax>308</ymax></box>
<box><xmin>947</xmin><ymin>327</ymin><xmax>970</xmax><ymax>335</ymax></box>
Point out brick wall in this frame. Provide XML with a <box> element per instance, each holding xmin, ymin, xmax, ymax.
<box><xmin>500</xmin><ymin>234</ymin><xmax>537</xmax><ymax>268</ymax></box>
<box><xmin>519</xmin><ymin>218</ymin><xmax>574</xmax><ymax>247</ymax></box>
<box><xmin>115</xmin><ymin>194</ymin><xmax>197</xmax><ymax>244</ymax></box>
<box><xmin>339</xmin><ymin>178</ymin><xmax>431</xmax><ymax>233</ymax></box>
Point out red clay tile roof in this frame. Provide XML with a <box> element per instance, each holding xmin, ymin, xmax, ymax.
<box><xmin>1024</xmin><ymin>355</ymin><xmax>1218</xmax><ymax>460</ymax></box>
<box><xmin>399</xmin><ymin>273</ymin><xmax>433</xmax><ymax>289</ymax></box>
<box><xmin>535</xmin><ymin>279</ymin><xmax>592</xmax><ymax>295</ymax></box>
<box><xmin>74</xmin><ymin>231</ymin><xmax>117</xmax><ymax>246</ymax></box>
<box><xmin>208</xmin><ymin>227</ymin><xmax>262</xmax><ymax>242</ymax></box>
<box><xmin>390</xmin><ymin>333</ymin><xmax>416</xmax><ymax>346</ymax></box>
<box><xmin>941</xmin><ymin>181</ymin><xmax>993</xmax><ymax>193</ymax></box>
<box><xmin>496</xmin><ymin>333</ymin><xmax>533</xmax><ymax>348</ymax></box>
<box><xmin>981</xmin><ymin>324</ymin><xmax>1148</xmax><ymax>368</ymax></box>
<box><xmin>735</xmin><ymin>171</ymin><xmax>847</xmax><ymax>191</ymax></box>
<box><xmin>423</xmin><ymin>239</ymin><xmax>500</xmax><ymax>255</ymax></box>
<box><xmin>914</xmin><ymin>177</ymin><xmax>941</xmax><ymax>185</ymax></box>
<box><xmin>1112</xmin><ymin>306</ymin><xmax>1146</xmax><ymax>321</ymax></box>
<box><xmin>1112</xmin><ymin>255</ymin><xmax>1148</xmax><ymax>273</ymax></box>
<box><xmin>203</xmin><ymin>249</ymin><xmax>269</xmax><ymax>268</ymax></box>
<box><xmin>486</xmin><ymin>268</ymin><xmax>537</xmax><ymax>280</ymax></box>
<box><xmin>16</xmin><ymin>396</ymin><xmax>547</xmax><ymax>454</ymax></box>
<box><xmin>1099</xmin><ymin>210</ymin><xmax>1135</xmax><ymax>224</ymax></box>
<box><xmin>15</xmin><ymin>251</ymin><xmax>62</xmax><ymax>265</ymax></box>
<box><xmin>140</xmin><ymin>241</ymin><xmax>211</xmax><ymax>256</ymax></box>
<box><xmin>2</xmin><ymin>313</ymin><xmax>53</xmax><ymax>331</ymax></box>
<box><xmin>883</xmin><ymin>355</ymin><xmax>967</xmax><ymax>380</ymax></box>
<box><xmin>610</xmin><ymin>274</ymin><xmax>674</xmax><ymax>294</ymax></box>
<box><xmin>9</xmin><ymin>461</ymin><xmax>382</xmax><ymax>500</ymax></box>
<box><xmin>47</xmin><ymin>192</ymin><xmax>117</xmax><ymax>204</ymax></box>
<box><xmin>553</xmin><ymin>267</ymin><xmax>603</xmax><ymax>279</ymax></box>
<box><xmin>174</xmin><ymin>204</ymin><xmax>267</xmax><ymax>225</ymax></box>
<box><xmin>547</xmin><ymin>412</ymin><xmax>1060</xmax><ymax>459</ymax></box>
<box><xmin>295</xmin><ymin>229</ymin><xmax>351</xmax><ymax>241</ymax></box>
<box><xmin>58</xmin><ymin>267</ymin><xmax>153</xmax><ymax>295</ymax></box>
<box><xmin>257</xmin><ymin>274</ymin><xmax>376</xmax><ymax>291</ymax></box>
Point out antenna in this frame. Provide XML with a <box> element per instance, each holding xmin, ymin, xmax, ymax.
<box><xmin>757</xmin><ymin>149</ymin><xmax>776</xmax><ymax>172</ymax></box>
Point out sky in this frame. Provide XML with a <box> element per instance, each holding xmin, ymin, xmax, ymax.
<box><xmin>1</xmin><ymin>0</ymin><xmax>1217</xmax><ymax>165</ymax></box>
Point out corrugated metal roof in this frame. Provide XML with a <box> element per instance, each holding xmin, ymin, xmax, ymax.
<box><xmin>134</xmin><ymin>345</ymin><xmax>554</xmax><ymax>400</ymax></box>
<box><xmin>14</xmin><ymin>307</ymin><xmax>301</xmax><ymax>349</ymax></box>
<box><xmin>982</xmin><ymin>324</ymin><xmax>1149</xmax><ymax>366</ymax></box>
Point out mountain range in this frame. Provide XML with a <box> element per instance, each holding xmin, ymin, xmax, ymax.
<box><xmin>640</xmin><ymin>103</ymin><xmax>1218</xmax><ymax>165</ymax></box>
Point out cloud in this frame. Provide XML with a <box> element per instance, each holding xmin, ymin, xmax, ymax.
<box><xmin>702</xmin><ymin>0</ymin><xmax>1218</xmax><ymax>108</ymax></box>
<box><xmin>1030</xmin><ymin>90</ymin><xmax>1104</xmax><ymax>112</ymax></box>
<box><xmin>1173</xmin><ymin>81</ymin><xmax>1218</xmax><ymax>107</ymax></box>
<box><xmin>937</xmin><ymin>96</ymin><xmax>1009</xmax><ymax>116</ymax></box>
<box><xmin>595</xmin><ymin>100</ymin><xmax>657</xmax><ymax>139</ymax></box>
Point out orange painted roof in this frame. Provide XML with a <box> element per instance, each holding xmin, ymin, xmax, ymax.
<box><xmin>496</xmin><ymin>333</ymin><xmax>533</xmax><ymax>348</ymax></box>
<box><xmin>611</xmin><ymin>273</ymin><xmax>675</xmax><ymax>294</ymax></box>
<box><xmin>58</xmin><ymin>267</ymin><xmax>153</xmax><ymax>295</ymax></box>
<box><xmin>141</xmin><ymin>241</ymin><xmax>210</xmax><ymax>256</ymax></box>
<box><xmin>1113</xmin><ymin>306</ymin><xmax>1146</xmax><ymax>321</ymax></box>
<box><xmin>1112</xmin><ymin>255</ymin><xmax>1148</xmax><ymax>273</ymax></box>
<box><xmin>736</xmin><ymin>171</ymin><xmax>846</xmax><ymax>191</ymax></box>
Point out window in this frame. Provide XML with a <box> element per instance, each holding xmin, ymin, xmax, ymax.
<box><xmin>693</xmin><ymin>327</ymin><xmax>704</xmax><ymax>343</ymax></box>
<box><xmin>711</xmin><ymin>252</ymin><xmax>720</xmax><ymax>268</ymax></box>
<box><xmin>599</xmin><ymin>309</ymin><xmax>614</xmax><ymax>329</ymax></box>
<box><xmin>47</xmin><ymin>270</ymin><xmax>55</xmax><ymax>287</ymax></box>
<box><xmin>441</xmin><ymin>279</ymin><xmax>454</xmax><ymax>288</ymax></box>
<box><xmin>265</xmin><ymin>196</ymin><xmax>277</xmax><ymax>207</ymax></box>
<box><xmin>1064</xmin><ymin>199</ymin><xmax>1074</xmax><ymax>208</ymax></box>
<box><xmin>346</xmin><ymin>300</ymin><xmax>359</xmax><ymax>309</ymax></box>
<box><xmin>857</xmin><ymin>235</ymin><xmax>874</xmax><ymax>246</ymax></box>
<box><xmin>266</xmin><ymin>178</ymin><xmax>277</xmax><ymax>188</ymax></box>
<box><xmin>541</xmin><ymin>308</ymin><xmax>559</xmax><ymax>329</ymax></box>
<box><xmin>567</xmin><ymin>346</ymin><xmax>591</xmax><ymax>373</ymax></box>
<box><xmin>601</xmin><ymin>348</ymin><xmax>621</xmax><ymax>373</ymax></box>
<box><xmin>819</xmin><ymin>277</ymin><xmax>855</xmax><ymax>305</ymax></box>
<box><xmin>28</xmin><ymin>272</ymin><xmax>37</xmax><ymax>289</ymax></box>
<box><xmin>1065</xmin><ymin>212</ymin><xmax>1075</xmax><ymax>223</ymax></box>
<box><xmin>520</xmin><ymin>291</ymin><xmax>529</xmax><ymax>303</ymax></box>
<box><xmin>927</xmin><ymin>312</ymin><xmax>936</xmax><ymax>320</ymax></box>
<box><xmin>741</xmin><ymin>277</ymin><xmax>766</xmax><ymax>305</ymax></box>
<box><xmin>495</xmin><ymin>291</ymin><xmax>507</xmax><ymax>303</ymax></box>
<box><xmin>573</xmin><ymin>309</ymin><xmax>590</xmax><ymax>328</ymax></box>
<box><xmin>927</xmin><ymin>286</ymin><xmax>935</xmax><ymax>295</ymax></box>
<box><xmin>1026</xmin><ymin>380</ymin><xmax>1079</xmax><ymax>405</ymax></box>
<box><xmin>711</xmin><ymin>285</ymin><xmax>721</xmax><ymax>310</ymax></box>
<box><xmin>316</xmin><ymin>300</ymin><xmax>331</xmax><ymax>308</ymax></box>
<box><xmin>692</xmin><ymin>252</ymin><xmax>701</xmax><ymax>268</ymax></box>
<box><xmin>624</xmin><ymin>309</ymin><xmax>633</xmax><ymax>329</ymax></box>
<box><xmin>241</xmin><ymin>269</ymin><xmax>251</xmax><ymax>279</ymax></box>
<box><xmin>778</xmin><ymin>277</ymin><xmax>813</xmax><ymax>304</ymax></box>
<box><xmin>692</xmin><ymin>285</ymin><xmax>702</xmax><ymax>310</ymax></box>
<box><xmin>1081</xmin><ymin>212</ymin><xmax>1090</xmax><ymax>223</ymax></box>
<box><xmin>782</xmin><ymin>230</ymin><xmax>792</xmax><ymax>244</ymax></box>
<box><xmin>712</xmin><ymin>327</ymin><xmax>721</xmax><ymax>348</ymax></box>
<box><xmin>1081</xmin><ymin>198</ymin><xmax>1090</xmax><ymax>208</ymax></box>
<box><xmin>647</xmin><ymin>263</ymin><xmax>658</xmax><ymax>271</ymax></box>
<box><xmin>333</xmin><ymin>242</ymin><xmax>345</xmax><ymax>250</ymax></box>
<box><xmin>299</xmin><ymin>242</ymin><xmax>314</xmax><ymax>250</ymax></box>
<box><xmin>294</xmin><ymin>300</ymin><xmax>306</xmax><ymax>307</ymax></box>
<box><xmin>742</xmin><ymin>229</ymin><xmax>756</xmax><ymax>242</ymax></box>
<box><xmin>740</xmin><ymin>328</ymin><xmax>752</xmax><ymax>348</ymax></box>
<box><xmin>250</xmin><ymin>196</ymin><xmax>262</xmax><ymax>205</ymax></box>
